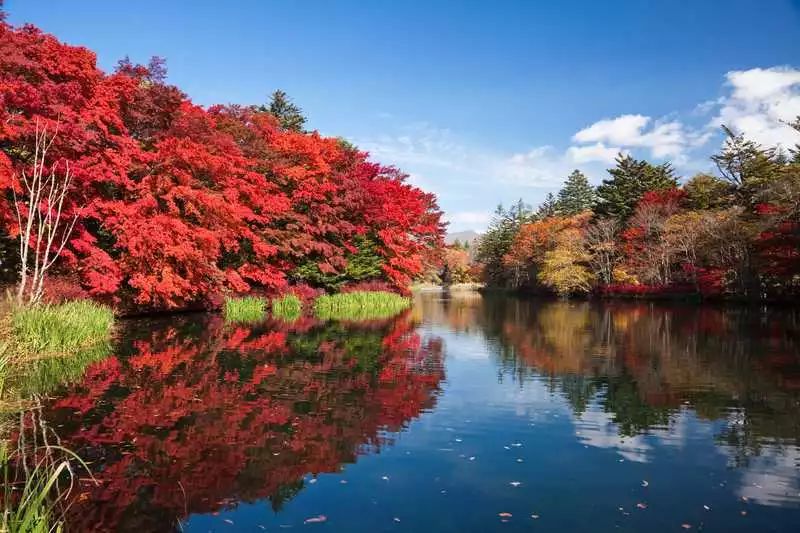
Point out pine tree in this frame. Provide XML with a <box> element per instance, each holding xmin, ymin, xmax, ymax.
<box><xmin>594</xmin><ymin>154</ymin><xmax>678</xmax><ymax>220</ymax></box>
<box><xmin>263</xmin><ymin>90</ymin><xmax>306</xmax><ymax>132</ymax></box>
<box><xmin>536</xmin><ymin>193</ymin><xmax>558</xmax><ymax>219</ymax></box>
<box><xmin>555</xmin><ymin>170</ymin><xmax>595</xmax><ymax>216</ymax></box>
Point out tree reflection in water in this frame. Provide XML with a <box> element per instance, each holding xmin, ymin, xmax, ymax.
<box><xmin>44</xmin><ymin>312</ymin><xmax>444</xmax><ymax>532</ymax></box>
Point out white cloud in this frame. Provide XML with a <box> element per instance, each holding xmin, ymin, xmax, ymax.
<box><xmin>566</xmin><ymin>142</ymin><xmax>623</xmax><ymax>164</ymax></box>
<box><xmin>572</xmin><ymin>114</ymin><xmax>694</xmax><ymax>161</ymax></box>
<box><xmin>573</xmin><ymin>114</ymin><xmax>650</xmax><ymax>145</ymax></box>
<box><xmin>710</xmin><ymin>66</ymin><xmax>800</xmax><ymax>148</ymax></box>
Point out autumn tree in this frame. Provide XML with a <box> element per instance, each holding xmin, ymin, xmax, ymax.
<box><xmin>538</xmin><ymin>227</ymin><xmax>594</xmax><ymax>296</ymax></box>
<box><xmin>585</xmin><ymin>218</ymin><xmax>620</xmax><ymax>285</ymax></box>
<box><xmin>556</xmin><ymin>170</ymin><xmax>595</xmax><ymax>216</ymax></box>
<box><xmin>621</xmin><ymin>189</ymin><xmax>684</xmax><ymax>285</ymax></box>
<box><xmin>595</xmin><ymin>154</ymin><xmax>678</xmax><ymax>220</ymax></box>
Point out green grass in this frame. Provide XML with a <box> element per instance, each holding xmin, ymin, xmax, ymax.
<box><xmin>11</xmin><ymin>300</ymin><xmax>114</xmax><ymax>356</ymax></box>
<box><xmin>0</xmin><ymin>300</ymin><xmax>111</xmax><ymax>533</ymax></box>
<box><xmin>271</xmin><ymin>294</ymin><xmax>302</xmax><ymax>321</ymax></box>
<box><xmin>223</xmin><ymin>296</ymin><xmax>267</xmax><ymax>323</ymax></box>
<box><xmin>313</xmin><ymin>291</ymin><xmax>411</xmax><ymax>321</ymax></box>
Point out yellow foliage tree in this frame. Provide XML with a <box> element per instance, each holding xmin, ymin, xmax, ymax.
<box><xmin>537</xmin><ymin>228</ymin><xmax>595</xmax><ymax>296</ymax></box>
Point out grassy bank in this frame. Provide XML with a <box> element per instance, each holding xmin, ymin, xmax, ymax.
<box><xmin>0</xmin><ymin>299</ymin><xmax>115</xmax><ymax>406</ymax></box>
<box><xmin>313</xmin><ymin>291</ymin><xmax>411</xmax><ymax>321</ymax></box>
<box><xmin>223</xmin><ymin>296</ymin><xmax>267</xmax><ymax>323</ymax></box>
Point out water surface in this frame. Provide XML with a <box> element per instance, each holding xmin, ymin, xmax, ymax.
<box><xmin>45</xmin><ymin>293</ymin><xmax>800</xmax><ymax>531</ymax></box>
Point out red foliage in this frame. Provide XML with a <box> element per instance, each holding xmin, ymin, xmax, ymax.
<box><xmin>31</xmin><ymin>315</ymin><xmax>444</xmax><ymax>531</ymax></box>
<box><xmin>0</xmin><ymin>21</ymin><xmax>444</xmax><ymax>310</ymax></box>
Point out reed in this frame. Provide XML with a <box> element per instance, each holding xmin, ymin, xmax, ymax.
<box><xmin>223</xmin><ymin>296</ymin><xmax>267</xmax><ymax>323</ymax></box>
<box><xmin>10</xmin><ymin>300</ymin><xmax>114</xmax><ymax>357</ymax></box>
<box><xmin>271</xmin><ymin>294</ymin><xmax>302</xmax><ymax>321</ymax></box>
<box><xmin>313</xmin><ymin>291</ymin><xmax>411</xmax><ymax>321</ymax></box>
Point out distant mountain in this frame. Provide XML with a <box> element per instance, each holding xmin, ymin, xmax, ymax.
<box><xmin>445</xmin><ymin>230</ymin><xmax>481</xmax><ymax>247</ymax></box>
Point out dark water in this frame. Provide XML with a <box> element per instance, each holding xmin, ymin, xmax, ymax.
<box><xmin>43</xmin><ymin>293</ymin><xmax>800</xmax><ymax>532</ymax></box>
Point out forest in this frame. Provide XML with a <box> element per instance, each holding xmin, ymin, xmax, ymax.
<box><xmin>475</xmin><ymin>126</ymin><xmax>800</xmax><ymax>301</ymax></box>
<box><xmin>0</xmin><ymin>19</ymin><xmax>445</xmax><ymax>313</ymax></box>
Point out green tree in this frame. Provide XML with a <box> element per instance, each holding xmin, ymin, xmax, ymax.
<box><xmin>476</xmin><ymin>200</ymin><xmax>533</xmax><ymax>286</ymax></box>
<box><xmin>536</xmin><ymin>193</ymin><xmax>558</xmax><ymax>219</ymax></box>
<box><xmin>293</xmin><ymin>235</ymin><xmax>383</xmax><ymax>290</ymax></box>
<box><xmin>263</xmin><ymin>90</ymin><xmax>306</xmax><ymax>132</ymax></box>
<box><xmin>594</xmin><ymin>154</ymin><xmax>678</xmax><ymax>220</ymax></box>
<box><xmin>711</xmin><ymin>126</ymin><xmax>780</xmax><ymax>207</ymax></box>
<box><xmin>555</xmin><ymin>170</ymin><xmax>595</xmax><ymax>215</ymax></box>
<box><xmin>682</xmin><ymin>173</ymin><xmax>733</xmax><ymax>210</ymax></box>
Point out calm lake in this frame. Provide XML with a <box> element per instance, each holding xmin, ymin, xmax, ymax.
<box><xmin>43</xmin><ymin>292</ymin><xmax>800</xmax><ymax>532</ymax></box>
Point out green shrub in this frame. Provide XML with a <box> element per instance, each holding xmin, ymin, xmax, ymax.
<box><xmin>313</xmin><ymin>291</ymin><xmax>411</xmax><ymax>321</ymax></box>
<box><xmin>271</xmin><ymin>294</ymin><xmax>302</xmax><ymax>321</ymax></box>
<box><xmin>223</xmin><ymin>296</ymin><xmax>267</xmax><ymax>323</ymax></box>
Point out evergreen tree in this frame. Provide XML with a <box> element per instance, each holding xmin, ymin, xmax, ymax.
<box><xmin>476</xmin><ymin>200</ymin><xmax>533</xmax><ymax>286</ymax></box>
<box><xmin>263</xmin><ymin>90</ymin><xmax>306</xmax><ymax>132</ymax></box>
<box><xmin>536</xmin><ymin>193</ymin><xmax>558</xmax><ymax>219</ymax></box>
<box><xmin>594</xmin><ymin>154</ymin><xmax>678</xmax><ymax>220</ymax></box>
<box><xmin>555</xmin><ymin>170</ymin><xmax>595</xmax><ymax>215</ymax></box>
<box><xmin>682</xmin><ymin>173</ymin><xmax>733</xmax><ymax>210</ymax></box>
<box><xmin>711</xmin><ymin>126</ymin><xmax>780</xmax><ymax>207</ymax></box>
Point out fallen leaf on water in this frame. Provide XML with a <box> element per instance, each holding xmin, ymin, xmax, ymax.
<box><xmin>304</xmin><ymin>515</ymin><xmax>327</xmax><ymax>524</ymax></box>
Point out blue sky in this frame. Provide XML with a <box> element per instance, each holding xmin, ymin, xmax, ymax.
<box><xmin>7</xmin><ymin>1</ymin><xmax>800</xmax><ymax>231</ymax></box>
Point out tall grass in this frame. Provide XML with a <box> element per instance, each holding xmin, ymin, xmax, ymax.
<box><xmin>223</xmin><ymin>296</ymin><xmax>267</xmax><ymax>323</ymax></box>
<box><xmin>271</xmin><ymin>294</ymin><xmax>302</xmax><ymax>321</ymax></box>
<box><xmin>0</xmin><ymin>300</ymin><xmax>110</xmax><ymax>532</ymax></box>
<box><xmin>1</xmin><ymin>410</ymin><xmax>94</xmax><ymax>533</ymax></box>
<box><xmin>313</xmin><ymin>291</ymin><xmax>411</xmax><ymax>321</ymax></box>
<box><xmin>11</xmin><ymin>300</ymin><xmax>114</xmax><ymax>356</ymax></box>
